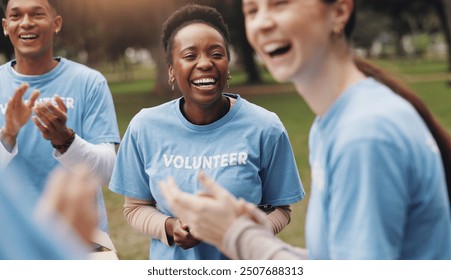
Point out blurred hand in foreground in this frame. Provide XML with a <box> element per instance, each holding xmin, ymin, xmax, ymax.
<box><xmin>35</xmin><ymin>165</ymin><xmax>99</xmax><ymax>245</ymax></box>
<box><xmin>159</xmin><ymin>172</ymin><xmax>271</xmax><ymax>249</ymax></box>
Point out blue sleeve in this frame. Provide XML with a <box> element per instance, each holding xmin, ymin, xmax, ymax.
<box><xmin>82</xmin><ymin>79</ymin><xmax>120</xmax><ymax>144</ymax></box>
<box><xmin>260</xmin><ymin>130</ymin><xmax>305</xmax><ymax>206</ymax></box>
<box><xmin>108</xmin><ymin>122</ymin><xmax>153</xmax><ymax>200</ymax></box>
<box><xmin>328</xmin><ymin>139</ymin><xmax>408</xmax><ymax>259</ymax></box>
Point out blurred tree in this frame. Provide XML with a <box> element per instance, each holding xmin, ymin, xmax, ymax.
<box><xmin>358</xmin><ymin>0</ymin><xmax>451</xmax><ymax>73</ymax></box>
<box><xmin>435</xmin><ymin>0</ymin><xmax>451</xmax><ymax>72</ymax></box>
<box><xmin>0</xmin><ymin>33</ymin><xmax>13</xmax><ymax>60</ymax></box>
<box><xmin>57</xmin><ymin>0</ymin><xmax>110</xmax><ymax>65</ymax></box>
<box><xmin>4</xmin><ymin>1</ymin><xmax>449</xmax><ymax>90</ymax></box>
<box><xmin>352</xmin><ymin>9</ymin><xmax>391</xmax><ymax>56</ymax></box>
<box><xmin>0</xmin><ymin>7</ymin><xmax>13</xmax><ymax>59</ymax></box>
<box><xmin>56</xmin><ymin>0</ymin><xmax>262</xmax><ymax>95</ymax></box>
<box><xmin>357</xmin><ymin>0</ymin><xmax>433</xmax><ymax>56</ymax></box>
<box><xmin>146</xmin><ymin>0</ymin><xmax>185</xmax><ymax>96</ymax></box>
<box><xmin>212</xmin><ymin>0</ymin><xmax>262</xmax><ymax>84</ymax></box>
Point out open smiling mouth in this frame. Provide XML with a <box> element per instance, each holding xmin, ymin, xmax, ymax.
<box><xmin>19</xmin><ymin>34</ymin><xmax>39</xmax><ymax>41</ymax></box>
<box><xmin>192</xmin><ymin>78</ymin><xmax>218</xmax><ymax>88</ymax></box>
<box><xmin>264</xmin><ymin>42</ymin><xmax>292</xmax><ymax>57</ymax></box>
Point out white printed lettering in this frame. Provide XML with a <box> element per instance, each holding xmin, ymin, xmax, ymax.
<box><xmin>192</xmin><ymin>157</ymin><xmax>202</xmax><ymax>169</ymax></box>
<box><xmin>0</xmin><ymin>104</ymin><xmax>7</xmax><ymax>114</ymax></box>
<box><xmin>203</xmin><ymin>156</ymin><xmax>212</xmax><ymax>169</ymax></box>
<box><xmin>220</xmin><ymin>154</ymin><xmax>229</xmax><ymax>167</ymax></box>
<box><xmin>238</xmin><ymin>152</ymin><xmax>248</xmax><ymax>165</ymax></box>
<box><xmin>184</xmin><ymin>156</ymin><xmax>193</xmax><ymax>169</ymax></box>
<box><xmin>229</xmin><ymin>153</ymin><xmax>237</xmax><ymax>166</ymax></box>
<box><xmin>162</xmin><ymin>152</ymin><xmax>249</xmax><ymax>170</ymax></box>
<box><xmin>173</xmin><ymin>156</ymin><xmax>184</xmax><ymax>169</ymax></box>
<box><xmin>163</xmin><ymin>154</ymin><xmax>174</xmax><ymax>168</ymax></box>
<box><xmin>65</xmin><ymin>97</ymin><xmax>75</xmax><ymax>109</ymax></box>
<box><xmin>212</xmin><ymin>155</ymin><xmax>221</xmax><ymax>168</ymax></box>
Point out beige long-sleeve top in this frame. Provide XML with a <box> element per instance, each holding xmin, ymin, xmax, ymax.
<box><xmin>124</xmin><ymin>197</ymin><xmax>293</xmax><ymax>246</ymax></box>
<box><xmin>221</xmin><ymin>216</ymin><xmax>308</xmax><ymax>260</ymax></box>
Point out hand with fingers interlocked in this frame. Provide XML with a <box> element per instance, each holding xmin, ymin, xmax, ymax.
<box><xmin>167</xmin><ymin>218</ymin><xmax>201</xmax><ymax>250</ymax></box>
<box><xmin>159</xmin><ymin>173</ymin><xmax>271</xmax><ymax>250</ymax></box>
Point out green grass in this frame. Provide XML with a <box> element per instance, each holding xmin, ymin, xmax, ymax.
<box><xmin>109</xmin><ymin>79</ymin><xmax>154</xmax><ymax>95</ymax></box>
<box><xmin>105</xmin><ymin>59</ymin><xmax>451</xmax><ymax>259</ymax></box>
<box><xmin>375</xmin><ymin>59</ymin><xmax>448</xmax><ymax>75</ymax></box>
<box><xmin>411</xmin><ymin>81</ymin><xmax>451</xmax><ymax>130</ymax></box>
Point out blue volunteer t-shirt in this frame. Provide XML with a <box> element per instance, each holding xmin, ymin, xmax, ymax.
<box><xmin>306</xmin><ymin>78</ymin><xmax>451</xmax><ymax>259</ymax></box>
<box><xmin>0</xmin><ymin>58</ymin><xmax>121</xmax><ymax>233</ymax></box>
<box><xmin>0</xmin><ymin>169</ymin><xmax>88</xmax><ymax>260</ymax></box>
<box><xmin>109</xmin><ymin>93</ymin><xmax>305</xmax><ymax>260</ymax></box>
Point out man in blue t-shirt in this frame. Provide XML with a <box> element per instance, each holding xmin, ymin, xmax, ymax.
<box><xmin>0</xmin><ymin>0</ymin><xmax>120</xmax><ymax>233</ymax></box>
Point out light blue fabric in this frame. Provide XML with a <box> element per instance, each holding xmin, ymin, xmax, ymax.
<box><xmin>306</xmin><ymin>78</ymin><xmax>451</xmax><ymax>259</ymax></box>
<box><xmin>0</xmin><ymin>58</ymin><xmax>121</xmax><ymax>233</ymax></box>
<box><xmin>0</xmin><ymin>170</ymin><xmax>87</xmax><ymax>260</ymax></box>
<box><xmin>109</xmin><ymin>93</ymin><xmax>305</xmax><ymax>259</ymax></box>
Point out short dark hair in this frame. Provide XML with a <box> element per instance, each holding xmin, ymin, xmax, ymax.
<box><xmin>2</xmin><ymin>0</ymin><xmax>60</xmax><ymax>15</ymax></box>
<box><xmin>161</xmin><ymin>4</ymin><xmax>231</xmax><ymax>64</ymax></box>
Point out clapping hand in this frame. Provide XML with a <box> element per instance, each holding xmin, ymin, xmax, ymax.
<box><xmin>1</xmin><ymin>83</ymin><xmax>40</xmax><ymax>151</ymax></box>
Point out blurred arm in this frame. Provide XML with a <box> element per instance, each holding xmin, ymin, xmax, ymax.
<box><xmin>35</xmin><ymin>165</ymin><xmax>98</xmax><ymax>247</ymax></box>
<box><xmin>222</xmin><ymin>216</ymin><xmax>308</xmax><ymax>260</ymax></box>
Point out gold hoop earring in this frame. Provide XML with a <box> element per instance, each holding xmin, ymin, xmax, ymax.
<box><xmin>333</xmin><ymin>26</ymin><xmax>343</xmax><ymax>38</ymax></box>
<box><xmin>226</xmin><ymin>72</ymin><xmax>232</xmax><ymax>89</ymax></box>
<box><xmin>168</xmin><ymin>77</ymin><xmax>175</xmax><ymax>91</ymax></box>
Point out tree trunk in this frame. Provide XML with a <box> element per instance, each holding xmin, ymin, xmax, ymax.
<box><xmin>435</xmin><ymin>0</ymin><xmax>451</xmax><ymax>73</ymax></box>
<box><xmin>150</xmin><ymin>43</ymin><xmax>180</xmax><ymax>99</ymax></box>
<box><xmin>222</xmin><ymin>0</ymin><xmax>262</xmax><ymax>84</ymax></box>
<box><xmin>149</xmin><ymin>0</ymin><xmax>184</xmax><ymax>97</ymax></box>
<box><xmin>240</xmin><ymin>40</ymin><xmax>262</xmax><ymax>84</ymax></box>
<box><xmin>0</xmin><ymin>35</ymin><xmax>14</xmax><ymax>60</ymax></box>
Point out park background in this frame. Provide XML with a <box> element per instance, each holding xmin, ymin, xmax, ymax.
<box><xmin>1</xmin><ymin>0</ymin><xmax>451</xmax><ymax>259</ymax></box>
